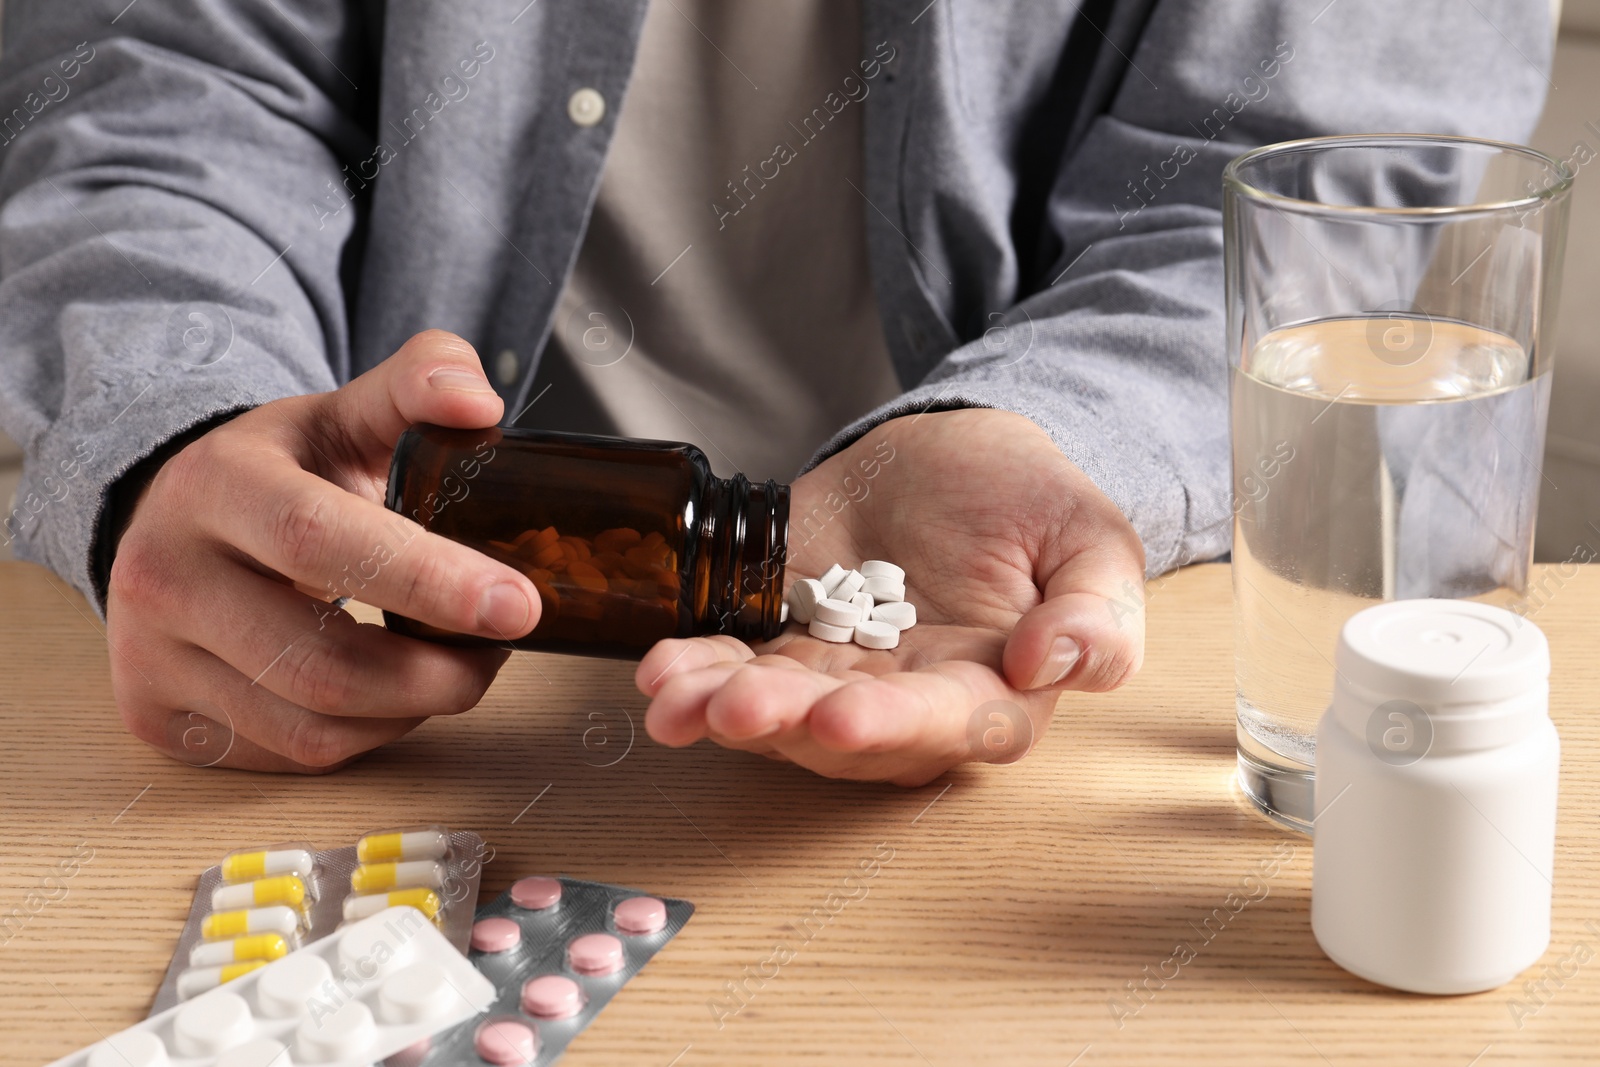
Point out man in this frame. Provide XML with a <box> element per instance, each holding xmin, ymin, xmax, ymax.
<box><xmin>0</xmin><ymin>1</ymin><xmax>1549</xmax><ymax>781</ymax></box>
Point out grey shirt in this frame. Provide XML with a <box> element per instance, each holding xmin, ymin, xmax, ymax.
<box><xmin>531</xmin><ymin>0</ymin><xmax>901</xmax><ymax>482</ymax></box>
<box><xmin>0</xmin><ymin>0</ymin><xmax>1552</xmax><ymax>614</ymax></box>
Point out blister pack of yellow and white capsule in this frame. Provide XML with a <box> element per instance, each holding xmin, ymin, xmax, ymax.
<box><xmin>342</xmin><ymin>826</ymin><xmax>458</xmax><ymax>935</ymax></box>
<box><xmin>149</xmin><ymin>829</ymin><xmax>489</xmax><ymax>1017</ymax></box>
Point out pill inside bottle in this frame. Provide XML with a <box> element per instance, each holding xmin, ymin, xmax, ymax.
<box><xmin>385</xmin><ymin>425</ymin><xmax>789</xmax><ymax>659</ymax></box>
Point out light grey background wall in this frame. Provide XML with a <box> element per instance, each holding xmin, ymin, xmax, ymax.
<box><xmin>1530</xmin><ymin>0</ymin><xmax>1600</xmax><ymax>561</ymax></box>
<box><xmin>0</xmin><ymin>4</ymin><xmax>1596</xmax><ymax>566</ymax></box>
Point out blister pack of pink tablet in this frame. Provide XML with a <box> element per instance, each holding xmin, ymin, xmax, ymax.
<box><xmin>150</xmin><ymin>827</ymin><xmax>487</xmax><ymax>1016</ymax></box>
<box><xmin>406</xmin><ymin>876</ymin><xmax>694</xmax><ymax>1066</ymax></box>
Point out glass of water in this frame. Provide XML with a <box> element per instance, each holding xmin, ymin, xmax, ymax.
<box><xmin>1223</xmin><ymin>135</ymin><xmax>1572</xmax><ymax>831</ymax></box>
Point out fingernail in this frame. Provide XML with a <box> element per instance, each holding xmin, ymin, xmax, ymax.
<box><xmin>1027</xmin><ymin>636</ymin><xmax>1082</xmax><ymax>690</ymax></box>
<box><xmin>429</xmin><ymin>366</ymin><xmax>496</xmax><ymax>394</ymax></box>
<box><xmin>479</xmin><ymin>582</ymin><xmax>533</xmax><ymax>636</ymax></box>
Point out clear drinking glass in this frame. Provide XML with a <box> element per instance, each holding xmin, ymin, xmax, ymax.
<box><xmin>1223</xmin><ymin>135</ymin><xmax>1572</xmax><ymax>831</ymax></box>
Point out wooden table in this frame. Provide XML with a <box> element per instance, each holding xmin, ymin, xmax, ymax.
<box><xmin>0</xmin><ymin>560</ymin><xmax>1595</xmax><ymax>1066</ymax></box>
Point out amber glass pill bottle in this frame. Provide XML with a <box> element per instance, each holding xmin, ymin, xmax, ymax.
<box><xmin>384</xmin><ymin>424</ymin><xmax>790</xmax><ymax>659</ymax></box>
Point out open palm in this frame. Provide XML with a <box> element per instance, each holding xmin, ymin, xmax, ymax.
<box><xmin>635</xmin><ymin>409</ymin><xmax>1147</xmax><ymax>785</ymax></box>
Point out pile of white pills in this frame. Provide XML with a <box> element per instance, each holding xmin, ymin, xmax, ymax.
<box><xmin>782</xmin><ymin>560</ymin><xmax>917</xmax><ymax>650</ymax></box>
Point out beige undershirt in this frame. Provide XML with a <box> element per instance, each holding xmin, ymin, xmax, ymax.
<box><xmin>528</xmin><ymin>0</ymin><xmax>900</xmax><ymax>481</ymax></box>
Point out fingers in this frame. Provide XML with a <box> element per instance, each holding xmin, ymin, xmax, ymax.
<box><xmin>1003</xmin><ymin>585</ymin><xmax>1143</xmax><ymax>693</ymax></box>
<box><xmin>806</xmin><ymin>660</ymin><xmax>1015</xmax><ymax>761</ymax></box>
<box><xmin>643</xmin><ymin>663</ymin><xmax>741</xmax><ymax>747</ymax></box>
<box><xmin>192</xmin><ymin>454</ymin><xmax>539</xmax><ymax>639</ymax></box>
<box><xmin>187</xmin><ymin>647</ymin><xmax>430</xmax><ymax>770</ymax></box>
<box><xmin>647</xmin><ymin>659</ymin><xmax>837</xmax><ymax>748</ymax></box>
<box><xmin>647</xmin><ymin>659</ymin><xmax>1028</xmax><ymax>785</ymax></box>
<box><xmin>704</xmin><ymin>662</ymin><xmax>837</xmax><ymax>742</ymax></box>
<box><xmin>181</xmin><ymin>559</ymin><xmax>508</xmax><ymax>718</ymax></box>
<box><xmin>114</xmin><ymin>534</ymin><xmax>508</xmax><ymax>719</ymax></box>
<box><xmin>1003</xmin><ymin>508</ymin><xmax>1146</xmax><ymax>694</ymax></box>
<box><xmin>166</xmin><ymin>713</ymin><xmax>350</xmax><ymax>775</ymax></box>
<box><xmin>108</xmin><ymin>634</ymin><xmax>428</xmax><ymax>773</ymax></box>
<box><xmin>642</xmin><ymin>648</ymin><xmax>1032</xmax><ymax>785</ymax></box>
<box><xmin>318</xmin><ymin>330</ymin><xmax>505</xmax><ymax>466</ymax></box>
<box><xmin>635</xmin><ymin>636</ymin><xmax>754</xmax><ymax>697</ymax></box>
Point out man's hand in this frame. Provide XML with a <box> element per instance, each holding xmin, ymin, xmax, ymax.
<box><xmin>635</xmin><ymin>408</ymin><xmax>1146</xmax><ymax>785</ymax></box>
<box><xmin>106</xmin><ymin>331</ymin><xmax>540</xmax><ymax>772</ymax></box>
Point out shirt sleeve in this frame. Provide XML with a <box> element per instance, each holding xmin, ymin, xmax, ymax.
<box><xmin>808</xmin><ymin>0</ymin><xmax>1554</xmax><ymax>577</ymax></box>
<box><xmin>0</xmin><ymin>0</ymin><xmax>374</xmax><ymax>613</ymax></box>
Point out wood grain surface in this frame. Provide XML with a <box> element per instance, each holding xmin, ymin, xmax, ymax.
<box><xmin>0</xmin><ymin>560</ymin><xmax>1595</xmax><ymax>1066</ymax></box>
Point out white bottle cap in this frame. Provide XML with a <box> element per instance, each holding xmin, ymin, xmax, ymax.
<box><xmin>1332</xmin><ymin>599</ymin><xmax>1549</xmax><ymax>756</ymax></box>
<box><xmin>1337</xmin><ymin>598</ymin><xmax>1549</xmax><ymax>704</ymax></box>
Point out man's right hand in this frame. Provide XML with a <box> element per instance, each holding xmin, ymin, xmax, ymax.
<box><xmin>106</xmin><ymin>330</ymin><xmax>541</xmax><ymax>772</ymax></box>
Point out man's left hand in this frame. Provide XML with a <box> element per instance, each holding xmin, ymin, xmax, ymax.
<box><xmin>634</xmin><ymin>408</ymin><xmax>1147</xmax><ymax>785</ymax></box>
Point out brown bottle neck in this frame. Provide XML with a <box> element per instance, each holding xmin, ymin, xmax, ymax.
<box><xmin>692</xmin><ymin>472</ymin><xmax>790</xmax><ymax>642</ymax></box>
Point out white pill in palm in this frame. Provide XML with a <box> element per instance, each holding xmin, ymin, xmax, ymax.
<box><xmin>817</xmin><ymin>564</ymin><xmax>847</xmax><ymax>596</ymax></box>
<box><xmin>860</xmin><ymin>560</ymin><xmax>905</xmax><ymax>583</ymax></box>
<box><xmin>779</xmin><ymin>600</ymin><xmax>789</xmax><ymax>624</ymax></box>
<box><xmin>788</xmin><ymin>579</ymin><xmax>827</xmax><ymax>624</ymax></box>
<box><xmin>853</xmin><ymin>620</ymin><xmax>900</xmax><ymax>650</ymax></box>
<box><xmin>850</xmin><ymin>592</ymin><xmax>873</xmax><ymax>618</ymax></box>
<box><xmin>807</xmin><ymin>618</ymin><xmax>854</xmax><ymax>643</ymax></box>
<box><xmin>861</xmin><ymin>576</ymin><xmax>904</xmax><ymax>601</ymax></box>
<box><xmin>871</xmin><ymin>601</ymin><xmax>917</xmax><ymax>630</ymax></box>
<box><xmin>833</xmin><ymin>570</ymin><xmax>866</xmax><ymax>599</ymax></box>
<box><xmin>813</xmin><ymin>598</ymin><xmax>861</xmax><ymax>627</ymax></box>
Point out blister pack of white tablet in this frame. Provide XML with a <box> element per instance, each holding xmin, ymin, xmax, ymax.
<box><xmin>49</xmin><ymin>907</ymin><xmax>495</xmax><ymax>1067</ymax></box>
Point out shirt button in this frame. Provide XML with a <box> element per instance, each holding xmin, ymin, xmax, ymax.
<box><xmin>567</xmin><ymin>88</ymin><xmax>605</xmax><ymax>127</ymax></box>
<box><xmin>495</xmin><ymin>348</ymin><xmax>520</xmax><ymax>386</ymax></box>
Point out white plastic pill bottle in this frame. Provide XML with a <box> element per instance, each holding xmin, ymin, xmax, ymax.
<box><xmin>1311</xmin><ymin>599</ymin><xmax>1558</xmax><ymax>995</ymax></box>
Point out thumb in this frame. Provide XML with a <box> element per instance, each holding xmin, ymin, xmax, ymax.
<box><xmin>322</xmin><ymin>329</ymin><xmax>505</xmax><ymax>463</ymax></box>
<box><xmin>1002</xmin><ymin>529</ymin><xmax>1147</xmax><ymax>694</ymax></box>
